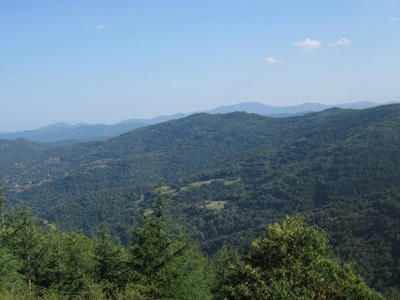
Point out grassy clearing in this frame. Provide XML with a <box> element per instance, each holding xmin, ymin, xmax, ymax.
<box><xmin>181</xmin><ymin>178</ymin><xmax>240</xmax><ymax>190</ymax></box>
<box><xmin>190</xmin><ymin>179</ymin><xmax>214</xmax><ymax>187</ymax></box>
<box><xmin>223</xmin><ymin>178</ymin><xmax>241</xmax><ymax>185</ymax></box>
<box><xmin>205</xmin><ymin>201</ymin><xmax>227</xmax><ymax>210</ymax></box>
<box><xmin>162</xmin><ymin>178</ymin><xmax>240</xmax><ymax>196</ymax></box>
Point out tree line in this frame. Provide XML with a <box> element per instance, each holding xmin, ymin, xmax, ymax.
<box><xmin>0</xmin><ymin>185</ymin><xmax>384</xmax><ymax>299</ymax></box>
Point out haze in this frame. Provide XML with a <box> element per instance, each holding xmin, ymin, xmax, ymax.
<box><xmin>1</xmin><ymin>0</ymin><xmax>399</xmax><ymax>131</ymax></box>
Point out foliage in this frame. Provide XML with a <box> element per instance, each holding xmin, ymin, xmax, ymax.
<box><xmin>309</xmin><ymin>192</ymin><xmax>400</xmax><ymax>295</ymax></box>
<box><xmin>129</xmin><ymin>188</ymin><xmax>213</xmax><ymax>299</ymax></box>
<box><xmin>0</xmin><ymin>189</ymin><xmax>214</xmax><ymax>299</ymax></box>
<box><xmin>221</xmin><ymin>216</ymin><xmax>383</xmax><ymax>299</ymax></box>
<box><xmin>1</xmin><ymin>104</ymin><xmax>400</xmax><ymax>294</ymax></box>
<box><xmin>0</xmin><ymin>204</ymin><xmax>382</xmax><ymax>299</ymax></box>
<box><xmin>93</xmin><ymin>224</ymin><xmax>128</xmax><ymax>295</ymax></box>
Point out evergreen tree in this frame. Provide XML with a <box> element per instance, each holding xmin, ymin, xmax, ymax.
<box><xmin>0</xmin><ymin>186</ymin><xmax>24</xmax><ymax>294</ymax></box>
<box><xmin>93</xmin><ymin>224</ymin><xmax>128</xmax><ymax>296</ymax></box>
<box><xmin>211</xmin><ymin>244</ymin><xmax>241</xmax><ymax>299</ymax></box>
<box><xmin>58</xmin><ymin>232</ymin><xmax>96</xmax><ymax>298</ymax></box>
<box><xmin>37</xmin><ymin>227</ymin><xmax>61</xmax><ymax>292</ymax></box>
<box><xmin>0</xmin><ymin>183</ymin><xmax>5</xmax><ymax>230</ymax></box>
<box><xmin>5</xmin><ymin>204</ymin><xmax>47</xmax><ymax>296</ymax></box>
<box><xmin>128</xmin><ymin>187</ymin><xmax>212</xmax><ymax>299</ymax></box>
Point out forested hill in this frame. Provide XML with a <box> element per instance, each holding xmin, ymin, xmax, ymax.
<box><xmin>168</xmin><ymin>104</ymin><xmax>400</xmax><ymax>293</ymax></box>
<box><xmin>1</xmin><ymin>104</ymin><xmax>400</xmax><ymax>294</ymax></box>
<box><xmin>0</xmin><ymin>101</ymin><xmax>380</xmax><ymax>144</ymax></box>
<box><xmin>3</xmin><ymin>112</ymin><xmax>301</xmax><ymax>226</ymax></box>
<box><xmin>0</xmin><ymin>138</ymin><xmax>51</xmax><ymax>179</ymax></box>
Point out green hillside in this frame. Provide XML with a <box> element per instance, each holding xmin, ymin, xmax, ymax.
<box><xmin>0</xmin><ymin>197</ymin><xmax>382</xmax><ymax>299</ymax></box>
<box><xmin>1</xmin><ymin>104</ymin><xmax>400</xmax><ymax>294</ymax></box>
<box><xmin>3</xmin><ymin>112</ymin><xmax>302</xmax><ymax>233</ymax></box>
<box><xmin>0</xmin><ymin>138</ymin><xmax>49</xmax><ymax>169</ymax></box>
<box><xmin>167</xmin><ymin>105</ymin><xmax>400</xmax><ymax>293</ymax></box>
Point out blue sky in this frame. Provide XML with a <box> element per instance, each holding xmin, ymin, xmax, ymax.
<box><xmin>1</xmin><ymin>0</ymin><xmax>399</xmax><ymax>131</ymax></box>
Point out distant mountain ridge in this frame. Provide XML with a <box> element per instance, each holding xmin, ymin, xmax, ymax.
<box><xmin>0</xmin><ymin>101</ymin><xmax>387</xmax><ymax>143</ymax></box>
<box><xmin>208</xmin><ymin>101</ymin><xmax>380</xmax><ymax>115</ymax></box>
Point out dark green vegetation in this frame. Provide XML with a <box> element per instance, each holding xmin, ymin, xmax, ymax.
<box><xmin>0</xmin><ymin>101</ymin><xmax>378</xmax><ymax>144</ymax></box>
<box><xmin>0</xmin><ymin>188</ymin><xmax>382</xmax><ymax>299</ymax></box>
<box><xmin>1</xmin><ymin>104</ymin><xmax>400</xmax><ymax>296</ymax></box>
<box><xmin>220</xmin><ymin>216</ymin><xmax>383</xmax><ymax>300</ymax></box>
<box><xmin>0</xmin><ymin>189</ymin><xmax>212</xmax><ymax>299</ymax></box>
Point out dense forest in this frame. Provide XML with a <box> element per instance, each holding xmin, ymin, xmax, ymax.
<box><xmin>1</xmin><ymin>104</ymin><xmax>400</xmax><ymax>297</ymax></box>
<box><xmin>0</xmin><ymin>187</ymin><xmax>384</xmax><ymax>299</ymax></box>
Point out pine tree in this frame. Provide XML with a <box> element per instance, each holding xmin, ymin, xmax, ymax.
<box><xmin>5</xmin><ymin>204</ymin><xmax>47</xmax><ymax>296</ymax></box>
<box><xmin>0</xmin><ymin>186</ymin><xmax>23</xmax><ymax>294</ymax></box>
<box><xmin>93</xmin><ymin>224</ymin><xmax>127</xmax><ymax>296</ymax></box>
<box><xmin>58</xmin><ymin>232</ymin><xmax>96</xmax><ymax>298</ymax></box>
<box><xmin>0</xmin><ymin>184</ymin><xmax>5</xmax><ymax>231</ymax></box>
<box><xmin>128</xmin><ymin>186</ymin><xmax>212</xmax><ymax>299</ymax></box>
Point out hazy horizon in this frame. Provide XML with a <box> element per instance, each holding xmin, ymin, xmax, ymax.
<box><xmin>1</xmin><ymin>1</ymin><xmax>399</xmax><ymax>131</ymax></box>
<box><xmin>1</xmin><ymin>100</ymin><xmax>397</xmax><ymax>134</ymax></box>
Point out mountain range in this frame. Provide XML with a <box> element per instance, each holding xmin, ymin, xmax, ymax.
<box><xmin>1</xmin><ymin>103</ymin><xmax>399</xmax><ymax>294</ymax></box>
<box><xmin>0</xmin><ymin>101</ymin><xmax>384</xmax><ymax>144</ymax></box>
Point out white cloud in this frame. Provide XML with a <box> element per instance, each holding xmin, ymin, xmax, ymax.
<box><xmin>293</xmin><ymin>38</ymin><xmax>321</xmax><ymax>49</ymax></box>
<box><xmin>390</xmin><ymin>17</ymin><xmax>398</xmax><ymax>22</ymax></box>
<box><xmin>96</xmin><ymin>24</ymin><xmax>107</xmax><ymax>30</ymax></box>
<box><xmin>329</xmin><ymin>38</ymin><xmax>351</xmax><ymax>47</ymax></box>
<box><xmin>265</xmin><ymin>56</ymin><xmax>283</xmax><ymax>65</ymax></box>
<box><xmin>84</xmin><ymin>24</ymin><xmax>107</xmax><ymax>30</ymax></box>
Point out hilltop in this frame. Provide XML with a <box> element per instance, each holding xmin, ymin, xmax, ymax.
<box><xmin>0</xmin><ymin>101</ymin><xmax>383</xmax><ymax>144</ymax></box>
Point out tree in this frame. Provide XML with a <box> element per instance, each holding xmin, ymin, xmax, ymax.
<box><xmin>93</xmin><ymin>224</ymin><xmax>128</xmax><ymax>297</ymax></box>
<box><xmin>0</xmin><ymin>183</ymin><xmax>5</xmax><ymax>230</ymax></box>
<box><xmin>222</xmin><ymin>216</ymin><xmax>383</xmax><ymax>299</ymax></box>
<box><xmin>0</xmin><ymin>247</ymin><xmax>23</xmax><ymax>297</ymax></box>
<box><xmin>0</xmin><ymin>186</ymin><xmax>23</xmax><ymax>294</ymax></box>
<box><xmin>58</xmin><ymin>232</ymin><xmax>96</xmax><ymax>298</ymax></box>
<box><xmin>128</xmin><ymin>187</ymin><xmax>212</xmax><ymax>299</ymax></box>
<box><xmin>5</xmin><ymin>204</ymin><xmax>47</xmax><ymax>296</ymax></box>
<box><xmin>211</xmin><ymin>244</ymin><xmax>241</xmax><ymax>300</ymax></box>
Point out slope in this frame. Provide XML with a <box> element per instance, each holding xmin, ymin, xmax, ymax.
<box><xmin>166</xmin><ymin>104</ymin><xmax>400</xmax><ymax>293</ymax></box>
<box><xmin>4</xmin><ymin>112</ymin><xmax>304</xmax><ymax>234</ymax></box>
<box><xmin>1</xmin><ymin>104</ymin><xmax>400</xmax><ymax>294</ymax></box>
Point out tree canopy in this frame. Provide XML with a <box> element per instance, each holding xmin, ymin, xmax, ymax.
<box><xmin>222</xmin><ymin>216</ymin><xmax>383</xmax><ymax>300</ymax></box>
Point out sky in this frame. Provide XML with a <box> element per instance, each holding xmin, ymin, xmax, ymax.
<box><xmin>1</xmin><ymin>0</ymin><xmax>399</xmax><ymax>131</ymax></box>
